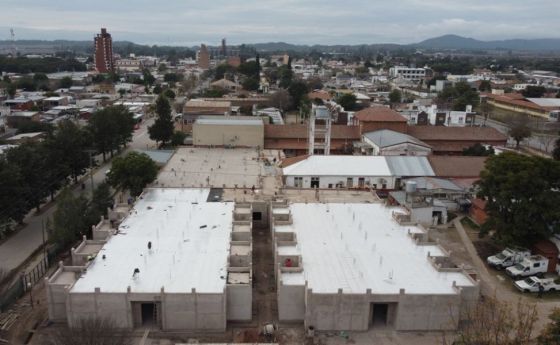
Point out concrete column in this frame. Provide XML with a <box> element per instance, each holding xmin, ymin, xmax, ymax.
<box><xmin>126</xmin><ymin>286</ymin><xmax>133</xmax><ymax>328</ymax></box>
<box><xmin>160</xmin><ymin>287</ymin><xmax>166</xmax><ymax>330</ymax></box>
<box><xmin>192</xmin><ymin>288</ymin><xmax>197</xmax><ymax>329</ymax></box>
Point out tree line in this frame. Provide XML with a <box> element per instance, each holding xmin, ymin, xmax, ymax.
<box><xmin>0</xmin><ymin>56</ymin><xmax>86</xmax><ymax>74</ymax></box>
<box><xmin>0</xmin><ymin>106</ymin><xmax>135</xmax><ymax>237</ymax></box>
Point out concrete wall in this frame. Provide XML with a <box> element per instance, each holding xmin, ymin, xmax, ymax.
<box><xmin>278</xmin><ymin>284</ymin><xmax>306</xmax><ymax>321</ymax></box>
<box><xmin>193</xmin><ymin>123</ymin><xmax>264</xmax><ymax>148</ymax></box>
<box><xmin>285</xmin><ymin>175</ymin><xmax>395</xmax><ymax>189</ymax></box>
<box><xmin>226</xmin><ymin>284</ymin><xmax>252</xmax><ymax>321</ymax></box>
<box><xmin>66</xmin><ymin>290</ymin><xmax>227</xmax><ymax>331</ymax></box>
<box><xmin>304</xmin><ymin>289</ymin><xmax>463</xmax><ymax>331</ymax></box>
<box><xmin>47</xmin><ymin>283</ymin><xmax>70</xmax><ymax>321</ymax></box>
<box><xmin>251</xmin><ymin>201</ymin><xmax>270</xmax><ymax>229</ymax></box>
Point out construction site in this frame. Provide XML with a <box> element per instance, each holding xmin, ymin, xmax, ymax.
<box><xmin>3</xmin><ymin>147</ymin><xmax>483</xmax><ymax>345</ymax></box>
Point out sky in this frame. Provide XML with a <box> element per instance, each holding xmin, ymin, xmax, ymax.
<box><xmin>1</xmin><ymin>0</ymin><xmax>559</xmax><ymax>46</ymax></box>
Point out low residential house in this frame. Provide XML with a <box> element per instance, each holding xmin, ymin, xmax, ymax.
<box><xmin>6</xmin><ymin>111</ymin><xmax>40</xmax><ymax>128</ymax></box>
<box><xmin>43</xmin><ymin>96</ymin><xmax>69</xmax><ymax>109</ymax></box>
<box><xmin>210</xmin><ymin>78</ymin><xmax>241</xmax><ymax>92</ymax></box>
<box><xmin>5</xmin><ymin>131</ymin><xmax>46</xmax><ymax>144</ymax></box>
<box><xmin>264</xmin><ymin>124</ymin><xmax>360</xmax><ymax>156</ymax></box>
<box><xmin>407</xmin><ymin>126</ymin><xmax>507</xmax><ymax>155</ymax></box>
<box><xmin>352</xmin><ymin>107</ymin><xmax>408</xmax><ymax>134</ymax></box>
<box><xmin>360</xmin><ymin>129</ymin><xmax>432</xmax><ymax>156</ymax></box>
<box><xmin>182</xmin><ymin>100</ymin><xmax>232</xmax><ymax>124</ymax></box>
<box><xmin>3</xmin><ymin>98</ymin><xmax>34</xmax><ymax>111</ymax></box>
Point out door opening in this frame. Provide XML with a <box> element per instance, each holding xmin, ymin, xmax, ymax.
<box><xmin>371</xmin><ymin>303</ymin><xmax>389</xmax><ymax>328</ymax></box>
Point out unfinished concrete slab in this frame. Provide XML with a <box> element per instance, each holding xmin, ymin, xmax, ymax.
<box><xmin>155</xmin><ymin>148</ymin><xmax>264</xmax><ymax>189</ymax></box>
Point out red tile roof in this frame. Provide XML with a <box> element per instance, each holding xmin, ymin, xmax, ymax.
<box><xmin>354</xmin><ymin>107</ymin><xmax>407</xmax><ymax>123</ymax></box>
<box><xmin>407</xmin><ymin>126</ymin><xmax>507</xmax><ymax>142</ymax></box>
<box><xmin>428</xmin><ymin>156</ymin><xmax>488</xmax><ymax>178</ymax></box>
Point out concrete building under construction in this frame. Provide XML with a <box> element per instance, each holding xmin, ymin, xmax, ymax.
<box><xmin>271</xmin><ymin>201</ymin><xmax>479</xmax><ymax>331</ymax></box>
<box><xmin>46</xmin><ymin>188</ymin><xmax>253</xmax><ymax>330</ymax></box>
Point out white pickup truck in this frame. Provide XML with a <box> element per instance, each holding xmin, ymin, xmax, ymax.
<box><xmin>514</xmin><ymin>276</ymin><xmax>560</xmax><ymax>293</ymax></box>
<box><xmin>506</xmin><ymin>255</ymin><xmax>549</xmax><ymax>279</ymax></box>
<box><xmin>487</xmin><ymin>247</ymin><xmax>530</xmax><ymax>269</ymax></box>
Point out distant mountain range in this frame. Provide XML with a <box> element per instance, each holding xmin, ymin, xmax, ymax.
<box><xmin>1</xmin><ymin>34</ymin><xmax>559</xmax><ymax>55</ymax></box>
<box><xmin>412</xmin><ymin>34</ymin><xmax>560</xmax><ymax>51</ymax></box>
<box><xmin>249</xmin><ymin>35</ymin><xmax>560</xmax><ymax>52</ymax></box>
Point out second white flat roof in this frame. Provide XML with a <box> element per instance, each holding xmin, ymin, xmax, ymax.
<box><xmin>71</xmin><ymin>188</ymin><xmax>233</xmax><ymax>294</ymax></box>
<box><xmin>276</xmin><ymin>203</ymin><xmax>475</xmax><ymax>294</ymax></box>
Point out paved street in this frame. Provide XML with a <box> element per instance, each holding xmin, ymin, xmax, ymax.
<box><xmin>0</xmin><ymin>118</ymin><xmax>155</xmax><ymax>273</ymax></box>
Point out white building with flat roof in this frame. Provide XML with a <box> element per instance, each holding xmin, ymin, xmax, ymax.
<box><xmin>389</xmin><ymin>66</ymin><xmax>427</xmax><ymax>81</ymax></box>
<box><xmin>47</xmin><ymin>188</ymin><xmax>253</xmax><ymax>330</ymax></box>
<box><xmin>272</xmin><ymin>202</ymin><xmax>478</xmax><ymax>331</ymax></box>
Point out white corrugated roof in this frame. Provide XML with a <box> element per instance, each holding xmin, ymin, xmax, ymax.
<box><xmin>527</xmin><ymin>98</ymin><xmax>560</xmax><ymax>108</ymax></box>
<box><xmin>283</xmin><ymin>155</ymin><xmax>391</xmax><ymax>176</ymax></box>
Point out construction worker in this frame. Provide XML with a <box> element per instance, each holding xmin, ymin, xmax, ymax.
<box><xmin>538</xmin><ymin>283</ymin><xmax>544</xmax><ymax>298</ymax></box>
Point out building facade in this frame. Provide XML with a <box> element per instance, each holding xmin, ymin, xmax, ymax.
<box><xmin>94</xmin><ymin>28</ymin><xmax>114</xmax><ymax>73</ymax></box>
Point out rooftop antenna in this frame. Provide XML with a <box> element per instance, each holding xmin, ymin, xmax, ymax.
<box><xmin>10</xmin><ymin>28</ymin><xmax>17</xmax><ymax>57</ymax></box>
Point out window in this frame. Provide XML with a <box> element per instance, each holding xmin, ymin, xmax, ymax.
<box><xmin>347</xmin><ymin>178</ymin><xmax>353</xmax><ymax>188</ymax></box>
<box><xmin>534</xmin><ymin>263</ymin><xmax>540</xmax><ymax>268</ymax></box>
<box><xmin>358</xmin><ymin>178</ymin><xmax>365</xmax><ymax>188</ymax></box>
<box><xmin>458</xmin><ymin>117</ymin><xmax>464</xmax><ymax>124</ymax></box>
<box><xmin>294</xmin><ymin>177</ymin><xmax>303</xmax><ymax>188</ymax></box>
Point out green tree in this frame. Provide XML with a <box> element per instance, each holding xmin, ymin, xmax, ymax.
<box><xmin>118</xmin><ymin>88</ymin><xmax>126</xmax><ymax>98</ymax></box>
<box><xmin>477</xmin><ymin>153</ymin><xmax>560</xmax><ymax>245</ymax></box>
<box><xmin>462</xmin><ymin>143</ymin><xmax>495</xmax><ymax>156</ymax></box>
<box><xmin>49</xmin><ymin>188</ymin><xmax>89</xmax><ymax>247</ymax></box>
<box><xmin>437</xmin><ymin>81</ymin><xmax>479</xmax><ymax>111</ymax></box>
<box><xmin>153</xmin><ymin>84</ymin><xmax>162</xmax><ymax>94</ymax></box>
<box><xmin>508</xmin><ymin>117</ymin><xmax>532</xmax><ymax>149</ymax></box>
<box><xmin>278</xmin><ymin>65</ymin><xmax>293</xmax><ymax>89</ymax></box>
<box><xmin>389</xmin><ymin>89</ymin><xmax>402</xmax><ymax>104</ymax></box>
<box><xmin>242</xmin><ymin>77</ymin><xmax>259</xmax><ymax>91</ymax></box>
<box><xmin>148</xmin><ymin>95</ymin><xmax>174</xmax><ymax>146</ymax></box>
<box><xmin>108</xmin><ymin>152</ymin><xmax>158</xmax><ymax>197</ymax></box>
<box><xmin>163</xmin><ymin>89</ymin><xmax>176</xmax><ymax>99</ymax></box>
<box><xmin>478</xmin><ymin>80</ymin><xmax>492</xmax><ymax>92</ymax></box>
<box><xmin>337</xmin><ymin>93</ymin><xmax>357</xmax><ymax>111</ymax></box>
<box><xmin>142</xmin><ymin>69</ymin><xmax>155</xmax><ymax>86</ymax></box>
<box><xmin>522</xmin><ymin>85</ymin><xmax>546</xmax><ymax>98</ymax></box>
<box><xmin>33</xmin><ymin>73</ymin><xmax>50</xmax><ymax>90</ymax></box>
<box><xmin>6</xmin><ymin>142</ymin><xmax>55</xmax><ymax>212</ymax></box>
<box><xmin>59</xmin><ymin>76</ymin><xmax>73</xmax><ymax>89</ymax></box>
<box><xmin>85</xmin><ymin>182</ymin><xmax>113</xmax><ymax>226</ymax></box>
<box><xmin>87</xmin><ymin>106</ymin><xmax>134</xmax><ymax>161</ymax></box>
<box><xmin>158</xmin><ymin>63</ymin><xmax>167</xmax><ymax>72</ymax></box>
<box><xmin>0</xmin><ymin>157</ymin><xmax>27</xmax><ymax>224</ymax></box>
<box><xmin>538</xmin><ymin>308</ymin><xmax>560</xmax><ymax>345</ymax></box>
<box><xmin>288</xmin><ymin>80</ymin><xmax>309</xmax><ymax>110</ymax></box>
<box><xmin>48</xmin><ymin>120</ymin><xmax>91</xmax><ymax>183</ymax></box>
<box><xmin>171</xmin><ymin>131</ymin><xmax>187</xmax><ymax>146</ymax></box>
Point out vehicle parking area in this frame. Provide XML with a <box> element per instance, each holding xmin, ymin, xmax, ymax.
<box><xmin>154</xmin><ymin>147</ymin><xmax>264</xmax><ymax>189</ymax></box>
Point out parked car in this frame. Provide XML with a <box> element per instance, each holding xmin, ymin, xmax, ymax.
<box><xmin>506</xmin><ymin>255</ymin><xmax>548</xmax><ymax>279</ymax></box>
<box><xmin>514</xmin><ymin>276</ymin><xmax>560</xmax><ymax>293</ymax></box>
<box><xmin>487</xmin><ymin>247</ymin><xmax>531</xmax><ymax>269</ymax></box>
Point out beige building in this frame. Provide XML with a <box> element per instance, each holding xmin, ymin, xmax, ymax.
<box><xmin>193</xmin><ymin>116</ymin><xmax>264</xmax><ymax>148</ymax></box>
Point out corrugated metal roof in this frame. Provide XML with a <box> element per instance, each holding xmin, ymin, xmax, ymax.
<box><xmin>363</xmin><ymin>129</ymin><xmax>431</xmax><ymax>148</ymax></box>
<box><xmin>405</xmin><ymin>177</ymin><xmax>463</xmax><ymax>191</ymax></box>
<box><xmin>385</xmin><ymin>156</ymin><xmax>435</xmax><ymax>177</ymax></box>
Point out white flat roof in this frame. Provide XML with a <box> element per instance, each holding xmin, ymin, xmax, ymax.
<box><xmin>276</xmin><ymin>203</ymin><xmax>474</xmax><ymax>294</ymax></box>
<box><xmin>71</xmin><ymin>188</ymin><xmax>234</xmax><ymax>294</ymax></box>
<box><xmin>196</xmin><ymin>118</ymin><xmax>263</xmax><ymax>126</ymax></box>
<box><xmin>283</xmin><ymin>155</ymin><xmax>391</xmax><ymax>177</ymax></box>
